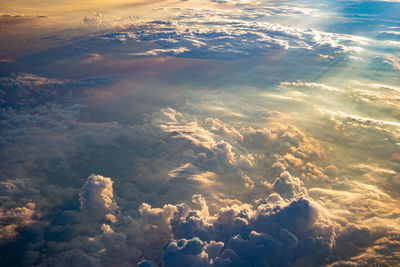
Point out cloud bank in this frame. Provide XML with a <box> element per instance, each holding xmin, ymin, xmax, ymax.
<box><xmin>98</xmin><ymin>8</ymin><xmax>366</xmax><ymax>59</ymax></box>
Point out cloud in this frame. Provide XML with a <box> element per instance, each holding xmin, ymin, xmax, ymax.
<box><xmin>137</xmin><ymin>176</ymin><xmax>400</xmax><ymax>266</ymax></box>
<box><xmin>82</xmin><ymin>12</ymin><xmax>106</xmax><ymax>28</ymax></box>
<box><xmin>0</xmin><ymin>14</ymin><xmax>46</xmax><ymax>32</ymax></box>
<box><xmin>1</xmin><ymin>101</ymin><xmax>399</xmax><ymax>266</ymax></box>
<box><xmin>309</xmin><ymin>182</ymin><xmax>400</xmax><ymax>227</ymax></box>
<box><xmin>81</xmin><ymin>11</ymin><xmax>127</xmax><ymax>30</ymax></box>
<box><xmin>0</xmin><ymin>68</ymin><xmax>399</xmax><ymax>266</ymax></box>
<box><xmin>97</xmin><ymin>8</ymin><xmax>366</xmax><ymax>59</ymax></box>
<box><xmin>370</xmin><ymin>55</ymin><xmax>400</xmax><ymax>71</ymax></box>
<box><xmin>0</xmin><ymin>100</ymin><xmax>331</xmax><ymax>264</ymax></box>
<box><xmin>280</xmin><ymin>81</ymin><xmax>344</xmax><ymax>93</ymax></box>
<box><xmin>16</xmin><ymin>174</ymin><xmax>143</xmax><ymax>267</ymax></box>
<box><xmin>163</xmin><ymin>237</ymin><xmax>224</xmax><ymax>267</ymax></box>
<box><xmin>0</xmin><ymin>179</ymin><xmax>39</xmax><ymax>243</ymax></box>
<box><xmin>0</xmin><ymin>73</ymin><xmax>121</xmax><ymax>181</ymax></box>
<box><xmin>1</xmin><ymin>0</ymin><xmax>400</xmax><ymax>264</ymax></box>
<box><xmin>0</xmin><ymin>73</ymin><xmax>114</xmax><ymax>108</ymax></box>
<box><xmin>132</xmin><ymin>47</ymin><xmax>190</xmax><ymax>56</ymax></box>
<box><xmin>0</xmin><ymin>202</ymin><xmax>36</xmax><ymax>242</ymax></box>
<box><xmin>79</xmin><ymin>174</ymin><xmax>118</xmax><ymax>220</ymax></box>
<box><xmin>272</xmin><ymin>171</ymin><xmax>307</xmax><ymax>199</ymax></box>
<box><xmin>2</xmin><ymin>170</ymin><xmax>396</xmax><ymax>266</ymax></box>
<box><xmin>319</xmin><ymin>107</ymin><xmax>400</xmax><ymax>136</ymax></box>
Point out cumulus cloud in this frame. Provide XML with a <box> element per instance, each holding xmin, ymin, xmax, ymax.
<box><xmin>1</xmin><ymin>101</ymin><xmax>399</xmax><ymax>266</ymax></box>
<box><xmin>136</xmin><ymin>176</ymin><xmax>400</xmax><ymax>266</ymax></box>
<box><xmin>0</xmin><ymin>179</ymin><xmax>39</xmax><ymax>243</ymax></box>
<box><xmin>0</xmin><ymin>67</ymin><xmax>399</xmax><ymax>266</ymax></box>
<box><xmin>16</xmin><ymin>174</ymin><xmax>144</xmax><ymax>267</ymax></box>
<box><xmin>0</xmin><ymin>202</ymin><xmax>36</xmax><ymax>242</ymax></box>
<box><xmin>271</xmin><ymin>171</ymin><xmax>307</xmax><ymax>199</ymax></box>
<box><xmin>79</xmin><ymin>174</ymin><xmax>118</xmax><ymax>220</ymax></box>
<box><xmin>3</xmin><ymin>170</ymin><xmax>395</xmax><ymax>266</ymax></box>
<box><xmin>136</xmin><ymin>194</ymin><xmax>365</xmax><ymax>265</ymax></box>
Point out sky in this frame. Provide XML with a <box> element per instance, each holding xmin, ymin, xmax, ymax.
<box><xmin>0</xmin><ymin>0</ymin><xmax>400</xmax><ymax>266</ymax></box>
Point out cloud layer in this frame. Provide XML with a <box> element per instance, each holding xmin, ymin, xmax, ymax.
<box><xmin>98</xmin><ymin>8</ymin><xmax>366</xmax><ymax>59</ymax></box>
<box><xmin>1</xmin><ymin>0</ymin><xmax>400</xmax><ymax>265</ymax></box>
